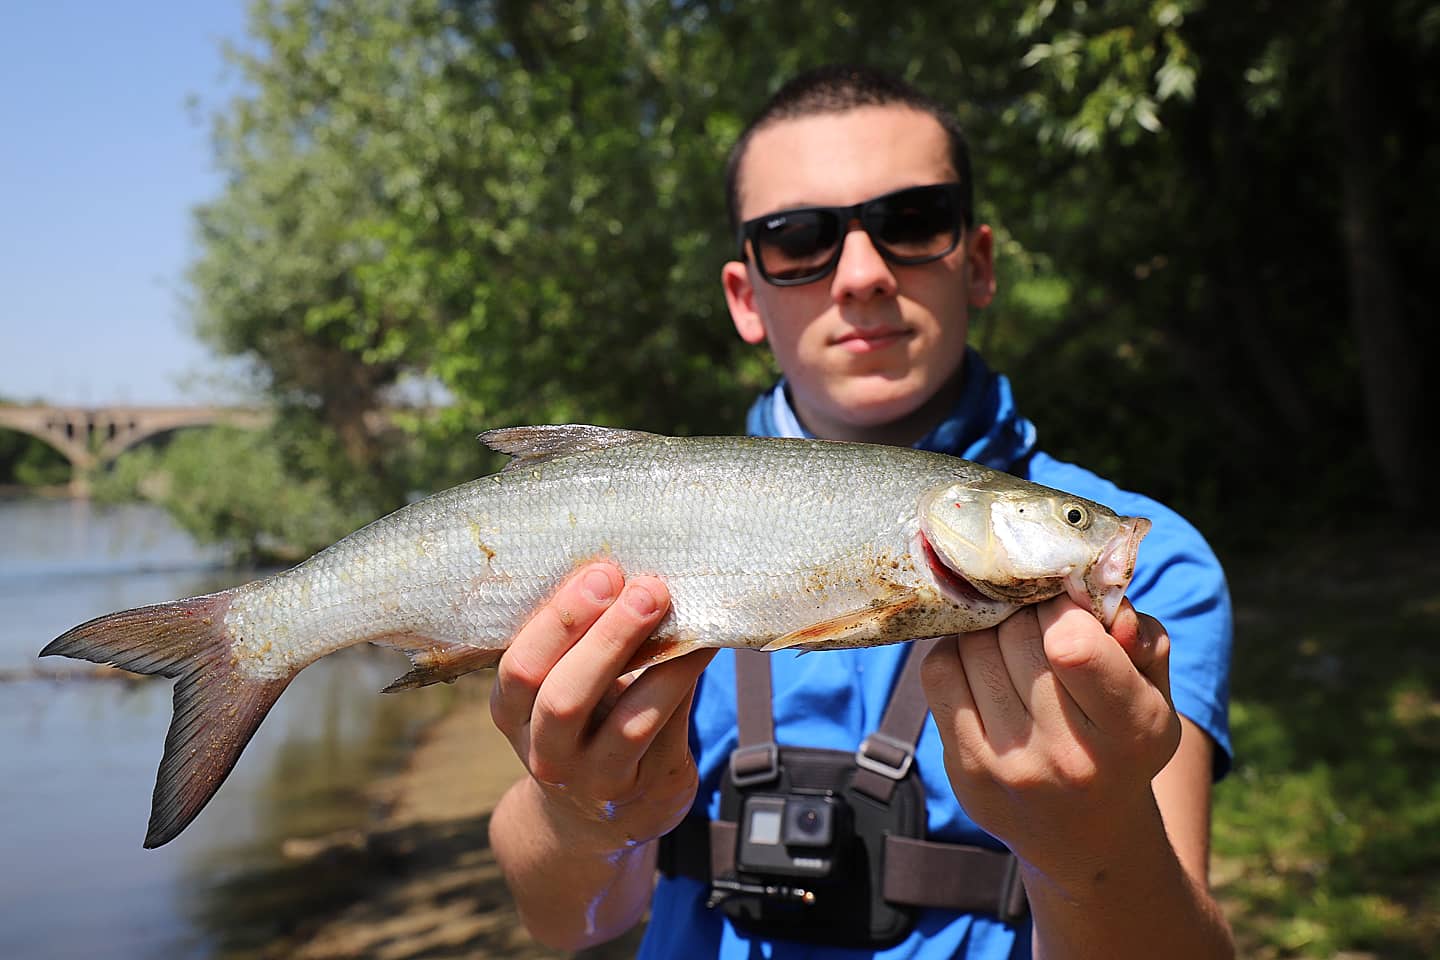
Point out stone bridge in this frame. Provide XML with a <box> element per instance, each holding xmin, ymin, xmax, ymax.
<box><xmin>0</xmin><ymin>404</ymin><xmax>271</xmax><ymax>494</ymax></box>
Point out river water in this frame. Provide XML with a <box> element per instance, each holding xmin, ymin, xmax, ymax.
<box><xmin>0</xmin><ymin>498</ymin><xmax>457</xmax><ymax>959</ymax></box>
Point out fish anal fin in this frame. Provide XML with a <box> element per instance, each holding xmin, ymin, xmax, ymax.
<box><xmin>760</xmin><ymin>592</ymin><xmax>922</xmax><ymax>653</ymax></box>
<box><xmin>373</xmin><ymin>635</ymin><xmax>503</xmax><ymax>692</ymax></box>
<box><xmin>620</xmin><ymin>635</ymin><xmax>709</xmax><ymax>675</ymax></box>
<box><xmin>479</xmin><ymin>424</ymin><xmax>656</xmax><ymax>470</ymax></box>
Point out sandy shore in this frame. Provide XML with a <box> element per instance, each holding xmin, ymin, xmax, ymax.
<box><xmin>265</xmin><ymin>678</ymin><xmax>646</xmax><ymax>960</ymax></box>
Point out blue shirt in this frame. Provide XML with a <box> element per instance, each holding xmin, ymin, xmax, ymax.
<box><xmin>639</xmin><ymin>350</ymin><xmax>1233</xmax><ymax>960</ymax></box>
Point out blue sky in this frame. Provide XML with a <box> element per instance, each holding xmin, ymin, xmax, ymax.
<box><xmin>0</xmin><ymin>1</ymin><xmax>251</xmax><ymax>406</ymax></box>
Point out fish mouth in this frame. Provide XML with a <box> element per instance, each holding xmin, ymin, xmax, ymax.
<box><xmin>1069</xmin><ymin>517</ymin><xmax>1152</xmax><ymax>628</ymax></box>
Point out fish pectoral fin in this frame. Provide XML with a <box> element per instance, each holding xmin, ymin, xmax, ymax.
<box><xmin>479</xmin><ymin>424</ymin><xmax>657</xmax><ymax>469</ymax></box>
<box><xmin>760</xmin><ymin>592</ymin><xmax>922</xmax><ymax>653</ymax></box>
<box><xmin>372</xmin><ymin>635</ymin><xmax>503</xmax><ymax>692</ymax></box>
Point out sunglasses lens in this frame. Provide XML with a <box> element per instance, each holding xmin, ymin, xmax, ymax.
<box><xmin>867</xmin><ymin>186</ymin><xmax>962</xmax><ymax>261</ymax></box>
<box><xmin>752</xmin><ymin>210</ymin><xmax>842</xmax><ymax>283</ymax></box>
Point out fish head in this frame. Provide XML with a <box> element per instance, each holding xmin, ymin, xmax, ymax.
<box><xmin>918</xmin><ymin>484</ymin><xmax>1150</xmax><ymax>628</ymax></box>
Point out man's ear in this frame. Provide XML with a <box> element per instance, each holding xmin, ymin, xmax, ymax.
<box><xmin>722</xmin><ymin>259</ymin><xmax>768</xmax><ymax>345</ymax></box>
<box><xmin>965</xmin><ymin>225</ymin><xmax>996</xmax><ymax>309</ymax></box>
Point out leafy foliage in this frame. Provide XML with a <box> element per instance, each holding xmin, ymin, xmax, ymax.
<box><xmin>187</xmin><ymin>0</ymin><xmax>1437</xmax><ymax>558</ymax></box>
<box><xmin>1214</xmin><ymin>532</ymin><xmax>1440</xmax><ymax>958</ymax></box>
<box><xmin>94</xmin><ymin>427</ymin><xmax>369</xmax><ymax>563</ymax></box>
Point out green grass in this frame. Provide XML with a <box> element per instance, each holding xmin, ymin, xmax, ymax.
<box><xmin>1213</xmin><ymin>530</ymin><xmax>1440</xmax><ymax>959</ymax></box>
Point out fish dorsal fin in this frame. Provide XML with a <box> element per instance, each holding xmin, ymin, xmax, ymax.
<box><xmin>479</xmin><ymin>424</ymin><xmax>658</xmax><ymax>469</ymax></box>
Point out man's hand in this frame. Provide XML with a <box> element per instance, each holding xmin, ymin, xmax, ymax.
<box><xmin>490</xmin><ymin>561</ymin><xmax>716</xmax><ymax>856</ymax></box>
<box><xmin>920</xmin><ymin>596</ymin><xmax>1182</xmax><ymax>889</ymax></box>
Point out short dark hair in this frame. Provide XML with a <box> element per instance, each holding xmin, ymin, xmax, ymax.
<box><xmin>724</xmin><ymin>64</ymin><xmax>974</xmax><ymax>235</ymax></box>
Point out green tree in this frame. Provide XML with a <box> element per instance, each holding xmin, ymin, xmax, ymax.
<box><xmin>95</xmin><ymin>426</ymin><xmax>367</xmax><ymax>563</ymax></box>
<box><xmin>190</xmin><ymin>0</ymin><xmax>1437</xmax><ymax>548</ymax></box>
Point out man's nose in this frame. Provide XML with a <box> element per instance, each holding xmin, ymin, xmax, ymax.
<box><xmin>830</xmin><ymin>223</ymin><xmax>898</xmax><ymax>302</ymax></box>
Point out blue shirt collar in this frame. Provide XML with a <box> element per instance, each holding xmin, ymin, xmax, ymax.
<box><xmin>745</xmin><ymin>347</ymin><xmax>1038</xmax><ymax>471</ymax></box>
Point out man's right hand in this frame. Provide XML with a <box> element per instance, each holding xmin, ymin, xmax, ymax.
<box><xmin>489</xmin><ymin>561</ymin><xmax>716</xmax><ymax>855</ymax></box>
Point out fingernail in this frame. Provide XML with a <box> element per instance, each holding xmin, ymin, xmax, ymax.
<box><xmin>582</xmin><ymin>568</ymin><xmax>615</xmax><ymax>603</ymax></box>
<box><xmin>623</xmin><ymin>583</ymin><xmax>657</xmax><ymax>616</ymax></box>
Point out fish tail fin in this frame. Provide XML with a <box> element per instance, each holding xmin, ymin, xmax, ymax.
<box><xmin>40</xmin><ymin>591</ymin><xmax>291</xmax><ymax>848</ymax></box>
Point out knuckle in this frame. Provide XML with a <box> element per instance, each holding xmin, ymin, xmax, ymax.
<box><xmin>1049</xmin><ymin>629</ymin><xmax>1099</xmax><ymax>668</ymax></box>
<box><xmin>496</xmin><ymin>649</ymin><xmax>546</xmax><ymax>694</ymax></box>
<box><xmin>581</xmin><ymin>623</ymin><xmax>642</xmax><ymax>669</ymax></box>
<box><xmin>1157</xmin><ymin>710</ymin><xmax>1183</xmax><ymax>753</ymax></box>
<box><xmin>488</xmin><ymin>684</ymin><xmax>516</xmax><ymax>732</ymax></box>
<box><xmin>998</xmin><ymin>607</ymin><xmax>1042</xmax><ymax>641</ymax></box>
<box><xmin>527</xmin><ymin>754</ymin><xmax>569</xmax><ymax>788</ymax></box>
<box><xmin>614</xmin><ymin>702</ymin><xmax>666</xmax><ymax>743</ymax></box>
<box><xmin>533</xmin><ymin>683</ymin><xmax>588</xmax><ymax>726</ymax></box>
<box><xmin>1052</xmin><ymin>747</ymin><xmax>1099</xmax><ymax>787</ymax></box>
<box><xmin>541</xmin><ymin>564</ymin><xmax>621</xmax><ymax>631</ymax></box>
<box><xmin>941</xmin><ymin>735</ymin><xmax>990</xmax><ymax>779</ymax></box>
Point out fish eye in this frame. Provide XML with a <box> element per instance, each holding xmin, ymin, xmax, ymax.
<box><xmin>1061</xmin><ymin>503</ymin><xmax>1091</xmax><ymax>529</ymax></box>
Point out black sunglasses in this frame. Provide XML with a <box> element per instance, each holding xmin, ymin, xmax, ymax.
<box><xmin>737</xmin><ymin>182</ymin><xmax>972</xmax><ymax>287</ymax></box>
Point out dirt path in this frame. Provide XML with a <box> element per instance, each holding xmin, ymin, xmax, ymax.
<box><xmin>267</xmin><ymin>680</ymin><xmax>645</xmax><ymax>960</ymax></box>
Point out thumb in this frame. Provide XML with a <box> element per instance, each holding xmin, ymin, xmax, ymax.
<box><xmin>1110</xmin><ymin>600</ymin><xmax>1172</xmax><ymax>702</ymax></box>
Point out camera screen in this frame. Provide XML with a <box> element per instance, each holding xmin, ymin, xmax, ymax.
<box><xmin>747</xmin><ymin>808</ymin><xmax>783</xmax><ymax>845</ymax></box>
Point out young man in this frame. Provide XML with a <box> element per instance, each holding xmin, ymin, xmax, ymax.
<box><xmin>488</xmin><ymin>65</ymin><xmax>1234</xmax><ymax>958</ymax></box>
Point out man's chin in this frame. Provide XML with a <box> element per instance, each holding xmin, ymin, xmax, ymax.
<box><xmin>805</xmin><ymin>384</ymin><xmax>943</xmax><ymax>443</ymax></box>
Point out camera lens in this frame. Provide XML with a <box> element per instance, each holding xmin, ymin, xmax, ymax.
<box><xmin>783</xmin><ymin>796</ymin><xmax>835</xmax><ymax>848</ymax></box>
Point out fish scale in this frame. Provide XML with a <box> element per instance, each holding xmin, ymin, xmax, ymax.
<box><xmin>40</xmin><ymin>424</ymin><xmax>1149</xmax><ymax>847</ymax></box>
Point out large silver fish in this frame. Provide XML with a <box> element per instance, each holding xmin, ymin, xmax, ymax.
<box><xmin>42</xmin><ymin>425</ymin><xmax>1150</xmax><ymax>847</ymax></box>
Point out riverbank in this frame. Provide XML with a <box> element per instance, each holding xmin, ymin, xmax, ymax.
<box><xmin>261</xmin><ymin>677</ymin><xmax>644</xmax><ymax>960</ymax></box>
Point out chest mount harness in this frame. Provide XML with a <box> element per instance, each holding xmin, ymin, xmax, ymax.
<box><xmin>658</xmin><ymin>641</ymin><xmax>1029</xmax><ymax>947</ymax></box>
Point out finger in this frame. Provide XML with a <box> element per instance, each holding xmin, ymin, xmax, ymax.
<box><xmin>920</xmin><ymin>634</ymin><xmax>991</xmax><ymax>767</ymax></box>
<box><xmin>995</xmin><ymin>601</ymin><xmax>1090</xmax><ymax>739</ymax></box>
<box><xmin>1039</xmin><ymin>599</ymin><xmax>1167</xmax><ymax>738</ymax></box>
<box><xmin>1122</xmin><ymin>606</ymin><xmax>1173</xmax><ymax>702</ymax></box>
<box><xmin>623</xmin><ymin>649</ymin><xmax>717</xmax><ymax>776</ymax></box>
<box><xmin>590</xmin><ymin>648</ymin><xmax>713</xmax><ymax>768</ymax></box>
<box><xmin>529</xmin><ymin>576</ymin><xmax>671</xmax><ymax>761</ymax></box>
<box><xmin>1087</xmin><ymin>599</ymin><xmax>1172</xmax><ymax>702</ymax></box>
<box><xmin>957</xmin><ymin>615</ymin><xmax>1033</xmax><ymax>752</ymax></box>
<box><xmin>491</xmin><ymin>562</ymin><xmax>623</xmax><ymax>733</ymax></box>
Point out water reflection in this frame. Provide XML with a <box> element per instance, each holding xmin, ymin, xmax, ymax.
<box><xmin>0</xmin><ymin>498</ymin><xmax>460</xmax><ymax>959</ymax></box>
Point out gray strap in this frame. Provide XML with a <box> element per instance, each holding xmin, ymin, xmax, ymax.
<box><xmin>661</xmin><ymin>817</ymin><xmax>1027</xmax><ymax>922</ymax></box>
<box><xmin>708</xmin><ymin>640</ymin><xmax>1029</xmax><ymax>923</ymax></box>
<box><xmin>852</xmin><ymin>639</ymin><xmax>940</xmax><ymax>803</ymax></box>
<box><xmin>883</xmin><ymin>835</ymin><xmax>1028</xmax><ymax>924</ymax></box>
<box><xmin>730</xmin><ymin>650</ymin><xmax>779</xmax><ymax>785</ymax></box>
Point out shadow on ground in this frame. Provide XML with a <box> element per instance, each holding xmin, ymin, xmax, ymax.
<box><xmin>196</xmin><ymin>810</ymin><xmax>643</xmax><ymax>960</ymax></box>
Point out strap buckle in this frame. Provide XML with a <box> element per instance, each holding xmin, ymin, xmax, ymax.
<box><xmin>855</xmin><ymin>731</ymin><xmax>915</xmax><ymax>781</ymax></box>
<box><xmin>730</xmin><ymin>742</ymin><xmax>779</xmax><ymax>787</ymax></box>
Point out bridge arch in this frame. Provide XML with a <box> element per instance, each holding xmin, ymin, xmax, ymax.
<box><xmin>0</xmin><ymin>405</ymin><xmax>271</xmax><ymax>494</ymax></box>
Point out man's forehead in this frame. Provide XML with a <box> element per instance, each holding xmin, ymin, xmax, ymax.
<box><xmin>735</xmin><ymin>106</ymin><xmax>956</xmax><ymax>218</ymax></box>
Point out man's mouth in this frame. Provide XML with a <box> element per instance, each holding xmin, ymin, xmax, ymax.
<box><xmin>834</xmin><ymin>328</ymin><xmax>910</xmax><ymax>353</ymax></box>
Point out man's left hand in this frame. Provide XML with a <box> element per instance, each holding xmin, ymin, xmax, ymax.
<box><xmin>920</xmin><ymin>597</ymin><xmax>1183</xmax><ymax>889</ymax></box>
